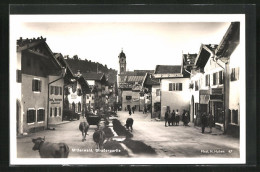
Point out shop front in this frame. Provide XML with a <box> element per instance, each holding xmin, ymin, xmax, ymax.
<box><xmin>209</xmin><ymin>88</ymin><xmax>224</xmax><ymax>131</ymax></box>
<box><xmin>197</xmin><ymin>89</ymin><xmax>210</xmax><ymax>126</ymax></box>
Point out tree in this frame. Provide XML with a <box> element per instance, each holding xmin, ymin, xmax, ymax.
<box><xmin>73</xmin><ymin>55</ymin><xmax>79</xmax><ymax>60</ymax></box>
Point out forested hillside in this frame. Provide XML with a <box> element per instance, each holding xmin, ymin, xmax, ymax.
<box><xmin>64</xmin><ymin>55</ymin><xmax>117</xmax><ymax>84</ymax></box>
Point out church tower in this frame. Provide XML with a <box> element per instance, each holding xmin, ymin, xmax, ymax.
<box><xmin>118</xmin><ymin>49</ymin><xmax>126</xmax><ymax>74</ymax></box>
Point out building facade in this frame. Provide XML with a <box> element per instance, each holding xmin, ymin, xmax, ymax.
<box><xmin>154</xmin><ymin>65</ymin><xmax>190</xmax><ymax>119</ymax></box>
<box><xmin>16</xmin><ymin>37</ymin><xmax>64</xmax><ymax>134</ymax></box>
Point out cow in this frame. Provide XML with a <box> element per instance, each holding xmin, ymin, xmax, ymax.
<box><xmin>32</xmin><ymin>137</ymin><xmax>69</xmax><ymax>158</ymax></box>
<box><xmin>125</xmin><ymin>118</ymin><xmax>134</xmax><ymax>132</ymax></box>
<box><xmin>79</xmin><ymin>121</ymin><xmax>90</xmax><ymax>142</ymax></box>
<box><xmin>93</xmin><ymin>128</ymin><xmax>106</xmax><ymax>150</ymax></box>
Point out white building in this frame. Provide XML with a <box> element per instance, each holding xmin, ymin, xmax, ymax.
<box><xmin>154</xmin><ymin>65</ymin><xmax>190</xmax><ymax>119</ymax></box>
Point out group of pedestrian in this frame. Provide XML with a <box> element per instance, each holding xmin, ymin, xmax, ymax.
<box><xmin>164</xmin><ymin>109</ymin><xmax>182</xmax><ymax>127</ymax></box>
<box><xmin>201</xmin><ymin>112</ymin><xmax>214</xmax><ymax>133</ymax></box>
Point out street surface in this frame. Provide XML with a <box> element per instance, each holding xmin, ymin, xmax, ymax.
<box><xmin>117</xmin><ymin>111</ymin><xmax>239</xmax><ymax>158</ymax></box>
<box><xmin>16</xmin><ymin>111</ymin><xmax>239</xmax><ymax>158</ymax></box>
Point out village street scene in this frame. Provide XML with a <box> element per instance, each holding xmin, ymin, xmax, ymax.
<box><xmin>13</xmin><ymin>17</ymin><xmax>242</xmax><ymax>161</ymax></box>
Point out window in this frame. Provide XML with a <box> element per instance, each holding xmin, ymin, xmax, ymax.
<box><xmin>32</xmin><ymin>79</ymin><xmax>41</xmax><ymax>92</ymax></box>
<box><xmin>169</xmin><ymin>83</ymin><xmax>182</xmax><ymax>91</ymax></box>
<box><xmin>54</xmin><ymin>107</ymin><xmax>57</xmax><ymax>117</ymax></box>
<box><xmin>156</xmin><ymin>89</ymin><xmax>160</xmax><ymax>96</ymax></box>
<box><xmin>27</xmin><ymin>109</ymin><xmax>36</xmax><ymax>123</ymax></box>
<box><xmin>213</xmin><ymin>73</ymin><xmax>217</xmax><ymax>85</ymax></box>
<box><xmin>219</xmin><ymin>71</ymin><xmax>224</xmax><ymax>85</ymax></box>
<box><xmin>126</xmin><ymin>96</ymin><xmax>132</xmax><ymax>100</ymax></box>
<box><xmin>60</xmin><ymin>87</ymin><xmax>62</xmax><ymax>95</ymax></box>
<box><xmin>87</xmin><ymin>95</ymin><xmax>89</xmax><ymax>99</ymax></box>
<box><xmin>55</xmin><ymin>86</ymin><xmax>59</xmax><ymax>95</ymax></box>
<box><xmin>231</xmin><ymin>67</ymin><xmax>239</xmax><ymax>81</ymax></box>
<box><xmin>169</xmin><ymin>83</ymin><xmax>175</xmax><ymax>91</ymax></box>
<box><xmin>50</xmin><ymin>108</ymin><xmax>53</xmax><ymax>117</ymax></box>
<box><xmin>37</xmin><ymin>109</ymin><xmax>45</xmax><ymax>122</ymax></box>
<box><xmin>176</xmin><ymin>83</ymin><xmax>182</xmax><ymax>91</ymax></box>
<box><xmin>17</xmin><ymin>69</ymin><xmax>22</xmax><ymax>83</ymax></box>
<box><xmin>205</xmin><ymin>74</ymin><xmax>210</xmax><ymax>86</ymax></box>
<box><xmin>51</xmin><ymin>86</ymin><xmax>54</xmax><ymax>95</ymax></box>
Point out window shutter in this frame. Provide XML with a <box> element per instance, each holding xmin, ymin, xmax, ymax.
<box><xmin>17</xmin><ymin>70</ymin><xmax>22</xmax><ymax>83</ymax></box>
<box><xmin>39</xmin><ymin>80</ymin><xmax>42</xmax><ymax>92</ymax></box>
<box><xmin>179</xmin><ymin>83</ymin><xmax>182</xmax><ymax>91</ymax></box>
<box><xmin>173</xmin><ymin>83</ymin><xmax>176</xmax><ymax>91</ymax></box>
<box><xmin>43</xmin><ymin>109</ymin><xmax>45</xmax><ymax>121</ymax></box>
<box><xmin>33</xmin><ymin>110</ymin><xmax>36</xmax><ymax>122</ymax></box>
<box><xmin>169</xmin><ymin>83</ymin><xmax>172</xmax><ymax>91</ymax></box>
<box><xmin>27</xmin><ymin>110</ymin><xmax>29</xmax><ymax>123</ymax></box>
<box><xmin>60</xmin><ymin>87</ymin><xmax>62</xmax><ymax>95</ymax></box>
<box><xmin>32</xmin><ymin>80</ymin><xmax>35</xmax><ymax>91</ymax></box>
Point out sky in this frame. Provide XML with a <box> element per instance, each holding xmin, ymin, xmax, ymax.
<box><xmin>12</xmin><ymin>17</ymin><xmax>230</xmax><ymax>71</ymax></box>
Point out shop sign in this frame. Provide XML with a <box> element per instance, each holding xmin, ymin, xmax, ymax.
<box><xmin>210</xmin><ymin>95</ymin><xmax>223</xmax><ymax>100</ymax></box>
<box><xmin>211</xmin><ymin>88</ymin><xmax>223</xmax><ymax>95</ymax></box>
<box><xmin>200</xmin><ymin>89</ymin><xmax>210</xmax><ymax>95</ymax></box>
<box><xmin>49</xmin><ymin>98</ymin><xmax>62</xmax><ymax>104</ymax></box>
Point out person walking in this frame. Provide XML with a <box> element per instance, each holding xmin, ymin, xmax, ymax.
<box><xmin>201</xmin><ymin>112</ymin><xmax>207</xmax><ymax>133</ymax></box>
<box><xmin>208</xmin><ymin>113</ymin><xmax>214</xmax><ymax>133</ymax></box>
<box><xmin>129</xmin><ymin>108</ymin><xmax>132</xmax><ymax>116</ymax></box>
<box><xmin>170</xmin><ymin>110</ymin><xmax>176</xmax><ymax>126</ymax></box>
<box><xmin>164</xmin><ymin>110</ymin><xmax>169</xmax><ymax>127</ymax></box>
<box><xmin>182</xmin><ymin>110</ymin><xmax>186</xmax><ymax>126</ymax></box>
<box><xmin>132</xmin><ymin>106</ymin><xmax>135</xmax><ymax>114</ymax></box>
<box><xmin>175</xmin><ymin>109</ymin><xmax>179</xmax><ymax>126</ymax></box>
<box><xmin>184</xmin><ymin>111</ymin><xmax>189</xmax><ymax>126</ymax></box>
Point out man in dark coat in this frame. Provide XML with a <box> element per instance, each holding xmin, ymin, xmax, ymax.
<box><xmin>132</xmin><ymin>106</ymin><xmax>135</xmax><ymax>114</ymax></box>
<box><xmin>170</xmin><ymin>110</ymin><xmax>175</xmax><ymax>126</ymax></box>
<box><xmin>164</xmin><ymin>110</ymin><xmax>169</xmax><ymax>127</ymax></box>
<box><xmin>182</xmin><ymin>110</ymin><xmax>186</xmax><ymax>126</ymax></box>
<box><xmin>129</xmin><ymin>108</ymin><xmax>132</xmax><ymax>116</ymax></box>
<box><xmin>201</xmin><ymin>112</ymin><xmax>207</xmax><ymax>133</ymax></box>
<box><xmin>208</xmin><ymin>113</ymin><xmax>214</xmax><ymax>133</ymax></box>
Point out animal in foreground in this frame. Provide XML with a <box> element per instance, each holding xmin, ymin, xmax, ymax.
<box><xmin>125</xmin><ymin>118</ymin><xmax>134</xmax><ymax>132</ymax></box>
<box><xmin>32</xmin><ymin>137</ymin><xmax>69</xmax><ymax>158</ymax></box>
<box><xmin>79</xmin><ymin>121</ymin><xmax>90</xmax><ymax>141</ymax></box>
<box><xmin>93</xmin><ymin>129</ymin><xmax>106</xmax><ymax>150</ymax></box>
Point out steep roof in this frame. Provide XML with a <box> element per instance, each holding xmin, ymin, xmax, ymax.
<box><xmin>194</xmin><ymin>44</ymin><xmax>218</xmax><ymax>68</ymax></box>
<box><xmin>143</xmin><ymin>73</ymin><xmax>160</xmax><ymax>87</ymax></box>
<box><xmin>154</xmin><ymin>65</ymin><xmax>182</xmax><ymax>74</ymax></box>
<box><xmin>17</xmin><ymin>37</ymin><xmax>62</xmax><ymax>70</ymax></box>
<box><xmin>82</xmin><ymin>72</ymin><xmax>105</xmax><ymax>81</ymax></box>
<box><xmin>182</xmin><ymin>53</ymin><xmax>197</xmax><ymax>66</ymax></box>
<box><xmin>215</xmin><ymin>22</ymin><xmax>240</xmax><ymax>58</ymax></box>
